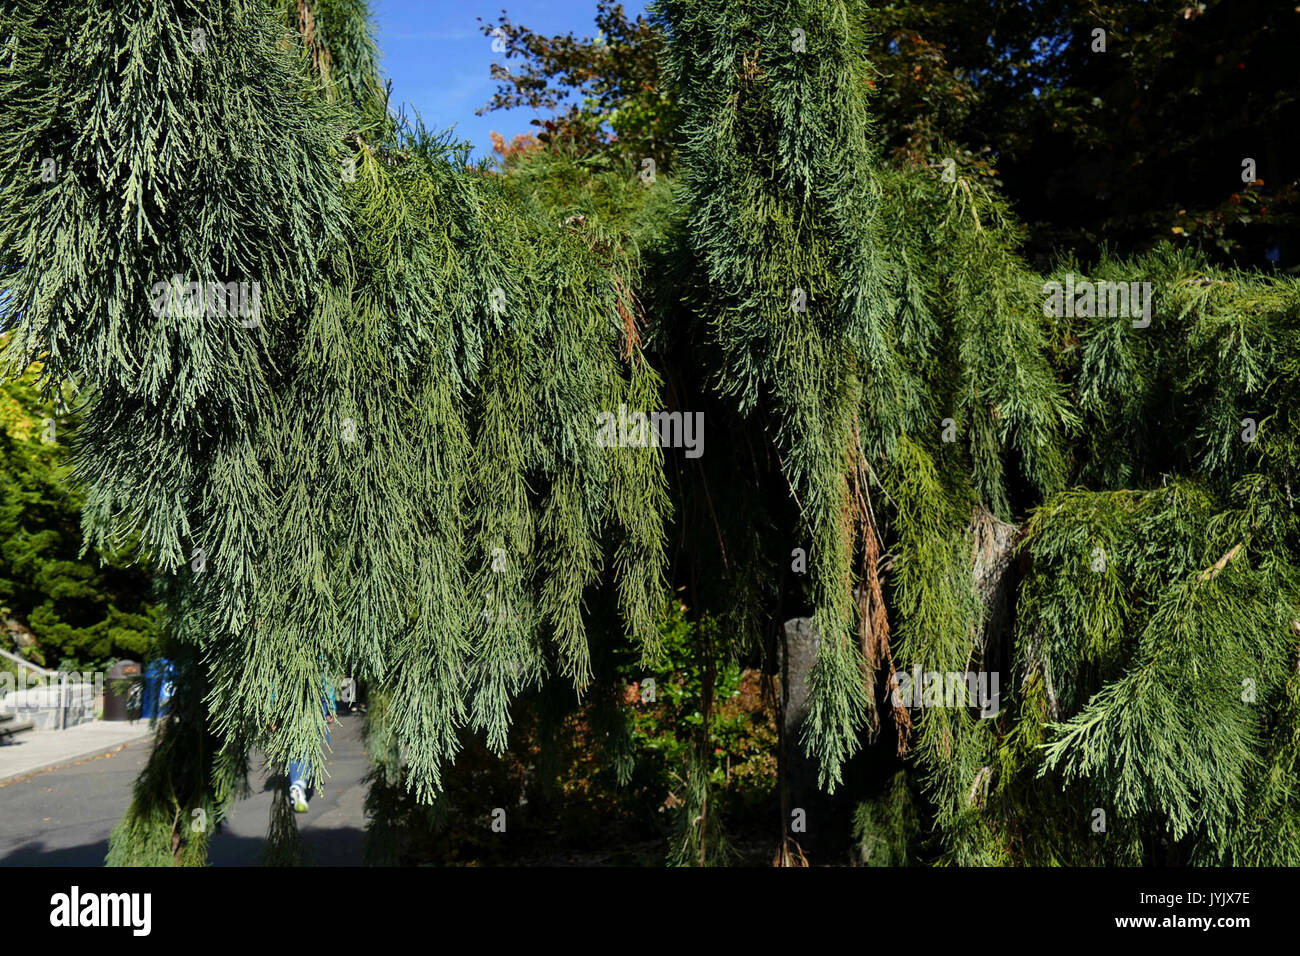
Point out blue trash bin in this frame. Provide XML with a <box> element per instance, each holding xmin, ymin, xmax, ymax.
<box><xmin>141</xmin><ymin>658</ymin><xmax>176</xmax><ymax>719</ymax></box>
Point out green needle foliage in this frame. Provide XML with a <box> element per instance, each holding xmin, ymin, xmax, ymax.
<box><xmin>1</xmin><ymin>0</ymin><xmax>665</xmax><ymax>863</ymax></box>
<box><xmin>656</xmin><ymin>0</ymin><xmax>1074</xmax><ymax>795</ymax></box>
<box><xmin>5</xmin><ymin>0</ymin><xmax>1300</xmax><ymax>867</ymax></box>
<box><xmin>0</xmin><ymin>0</ymin><xmax>350</xmax><ymax>864</ymax></box>
<box><xmin>984</xmin><ymin>251</ymin><xmax>1300</xmax><ymax>865</ymax></box>
<box><xmin>650</xmin><ymin>0</ymin><xmax>1297</xmax><ymax>865</ymax></box>
<box><xmin>278</xmin><ymin>0</ymin><xmax>380</xmax><ymax>108</ymax></box>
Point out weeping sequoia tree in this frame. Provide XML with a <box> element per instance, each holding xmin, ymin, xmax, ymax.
<box><xmin>1</xmin><ymin>0</ymin><xmax>1298</xmax><ymax>866</ymax></box>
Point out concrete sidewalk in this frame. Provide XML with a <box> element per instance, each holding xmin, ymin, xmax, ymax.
<box><xmin>0</xmin><ymin>720</ymin><xmax>154</xmax><ymax>785</ymax></box>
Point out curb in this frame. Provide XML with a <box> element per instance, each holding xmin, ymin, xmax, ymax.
<box><xmin>0</xmin><ymin>728</ymin><xmax>155</xmax><ymax>787</ymax></box>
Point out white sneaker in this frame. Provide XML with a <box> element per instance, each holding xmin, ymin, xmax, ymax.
<box><xmin>289</xmin><ymin>784</ymin><xmax>309</xmax><ymax>813</ymax></box>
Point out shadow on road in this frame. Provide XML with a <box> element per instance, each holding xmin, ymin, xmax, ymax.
<box><xmin>0</xmin><ymin>713</ymin><xmax>370</xmax><ymax>866</ymax></box>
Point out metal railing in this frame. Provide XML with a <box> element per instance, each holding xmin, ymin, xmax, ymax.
<box><xmin>0</xmin><ymin>648</ymin><xmax>73</xmax><ymax>729</ymax></box>
<box><xmin>0</xmin><ymin>646</ymin><xmax>53</xmax><ymax>676</ymax></box>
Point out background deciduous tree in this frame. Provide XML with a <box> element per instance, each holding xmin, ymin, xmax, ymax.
<box><xmin>482</xmin><ymin>0</ymin><xmax>1300</xmax><ymax>268</ymax></box>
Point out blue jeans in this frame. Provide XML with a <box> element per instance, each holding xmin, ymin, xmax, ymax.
<box><xmin>288</xmin><ymin>725</ymin><xmax>330</xmax><ymax>789</ymax></box>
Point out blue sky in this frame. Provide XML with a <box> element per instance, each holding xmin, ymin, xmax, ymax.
<box><xmin>372</xmin><ymin>0</ymin><xmax>650</xmax><ymax>162</ymax></box>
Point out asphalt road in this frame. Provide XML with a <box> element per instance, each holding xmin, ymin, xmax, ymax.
<box><xmin>0</xmin><ymin>711</ymin><xmax>370</xmax><ymax>866</ymax></box>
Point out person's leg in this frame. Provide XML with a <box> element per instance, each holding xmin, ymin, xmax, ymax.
<box><xmin>288</xmin><ymin>714</ymin><xmax>330</xmax><ymax>813</ymax></box>
<box><xmin>288</xmin><ymin>755</ymin><xmax>311</xmax><ymax>812</ymax></box>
